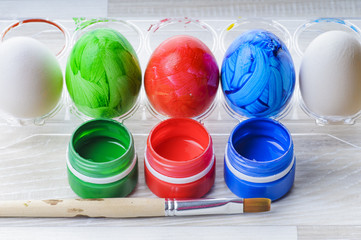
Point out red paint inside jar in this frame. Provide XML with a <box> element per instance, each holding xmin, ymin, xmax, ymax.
<box><xmin>145</xmin><ymin>118</ymin><xmax>215</xmax><ymax>198</ymax></box>
<box><xmin>144</xmin><ymin>35</ymin><xmax>219</xmax><ymax>118</ymax></box>
<box><xmin>153</xmin><ymin>136</ymin><xmax>206</xmax><ymax>161</ymax></box>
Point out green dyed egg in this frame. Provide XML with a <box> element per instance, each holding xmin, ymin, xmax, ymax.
<box><xmin>66</xmin><ymin>28</ymin><xmax>141</xmax><ymax>118</ymax></box>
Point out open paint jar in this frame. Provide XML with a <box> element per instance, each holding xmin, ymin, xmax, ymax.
<box><xmin>67</xmin><ymin>119</ymin><xmax>138</xmax><ymax>198</ymax></box>
<box><xmin>145</xmin><ymin>118</ymin><xmax>215</xmax><ymax>198</ymax></box>
<box><xmin>224</xmin><ymin>118</ymin><xmax>295</xmax><ymax>201</ymax></box>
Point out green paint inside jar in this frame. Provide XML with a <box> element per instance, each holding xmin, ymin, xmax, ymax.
<box><xmin>76</xmin><ymin>136</ymin><xmax>128</xmax><ymax>163</ymax></box>
<box><xmin>65</xmin><ymin>28</ymin><xmax>142</xmax><ymax>119</ymax></box>
<box><xmin>67</xmin><ymin>119</ymin><xmax>138</xmax><ymax>198</ymax></box>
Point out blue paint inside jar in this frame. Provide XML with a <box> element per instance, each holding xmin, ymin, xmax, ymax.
<box><xmin>234</xmin><ymin>135</ymin><xmax>286</xmax><ymax>162</ymax></box>
<box><xmin>221</xmin><ymin>29</ymin><xmax>295</xmax><ymax>118</ymax></box>
<box><xmin>224</xmin><ymin>118</ymin><xmax>295</xmax><ymax>201</ymax></box>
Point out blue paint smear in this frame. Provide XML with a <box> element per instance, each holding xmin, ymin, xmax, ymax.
<box><xmin>312</xmin><ymin>18</ymin><xmax>359</xmax><ymax>33</ymax></box>
<box><xmin>221</xmin><ymin>29</ymin><xmax>295</xmax><ymax>118</ymax></box>
<box><xmin>313</xmin><ymin>18</ymin><xmax>346</xmax><ymax>24</ymax></box>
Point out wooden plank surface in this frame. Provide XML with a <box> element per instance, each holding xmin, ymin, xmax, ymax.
<box><xmin>108</xmin><ymin>0</ymin><xmax>361</xmax><ymax>18</ymax></box>
<box><xmin>0</xmin><ymin>226</ymin><xmax>298</xmax><ymax>240</ymax></box>
<box><xmin>0</xmin><ymin>1</ymin><xmax>360</xmax><ymax>239</ymax></box>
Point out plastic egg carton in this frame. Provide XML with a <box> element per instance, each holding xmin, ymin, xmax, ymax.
<box><xmin>0</xmin><ymin>17</ymin><xmax>360</xmax><ymax>127</ymax></box>
<box><xmin>0</xmin><ymin>17</ymin><xmax>361</xmax><ymax>227</ymax></box>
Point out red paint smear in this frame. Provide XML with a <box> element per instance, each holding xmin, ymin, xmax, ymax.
<box><xmin>160</xmin><ymin>18</ymin><xmax>171</xmax><ymax>23</ymax></box>
<box><xmin>144</xmin><ymin>35</ymin><xmax>219</xmax><ymax>118</ymax></box>
<box><xmin>153</xmin><ymin>26</ymin><xmax>160</xmax><ymax>32</ymax></box>
<box><xmin>147</xmin><ymin>24</ymin><xmax>154</xmax><ymax>32</ymax></box>
<box><xmin>150</xmin><ymin>18</ymin><xmax>172</xmax><ymax>32</ymax></box>
<box><xmin>2</xmin><ymin>18</ymin><xmax>66</xmax><ymax>56</ymax></box>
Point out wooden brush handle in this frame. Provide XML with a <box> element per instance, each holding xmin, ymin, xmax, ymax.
<box><xmin>0</xmin><ymin>198</ymin><xmax>165</xmax><ymax>218</ymax></box>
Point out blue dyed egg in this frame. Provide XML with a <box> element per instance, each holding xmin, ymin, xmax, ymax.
<box><xmin>221</xmin><ymin>29</ymin><xmax>295</xmax><ymax>118</ymax></box>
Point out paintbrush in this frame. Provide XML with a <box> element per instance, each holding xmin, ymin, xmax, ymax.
<box><xmin>0</xmin><ymin>198</ymin><xmax>270</xmax><ymax>218</ymax></box>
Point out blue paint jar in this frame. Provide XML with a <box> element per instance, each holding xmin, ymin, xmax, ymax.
<box><xmin>224</xmin><ymin>118</ymin><xmax>295</xmax><ymax>201</ymax></box>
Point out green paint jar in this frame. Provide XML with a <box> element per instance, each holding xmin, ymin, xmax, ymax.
<box><xmin>67</xmin><ymin>119</ymin><xmax>138</xmax><ymax>198</ymax></box>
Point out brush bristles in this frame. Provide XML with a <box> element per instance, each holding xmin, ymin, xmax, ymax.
<box><xmin>243</xmin><ymin>198</ymin><xmax>271</xmax><ymax>213</ymax></box>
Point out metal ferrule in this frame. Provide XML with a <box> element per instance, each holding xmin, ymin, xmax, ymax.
<box><xmin>164</xmin><ymin>198</ymin><xmax>244</xmax><ymax>216</ymax></box>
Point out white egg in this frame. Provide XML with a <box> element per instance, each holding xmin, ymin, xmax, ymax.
<box><xmin>0</xmin><ymin>37</ymin><xmax>63</xmax><ymax>119</ymax></box>
<box><xmin>299</xmin><ymin>31</ymin><xmax>361</xmax><ymax>120</ymax></box>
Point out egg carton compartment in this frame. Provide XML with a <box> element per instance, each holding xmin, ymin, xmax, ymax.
<box><xmin>0</xmin><ymin>18</ymin><xmax>361</xmax><ymax>227</ymax></box>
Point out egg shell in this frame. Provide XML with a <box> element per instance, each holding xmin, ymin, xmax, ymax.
<box><xmin>299</xmin><ymin>30</ymin><xmax>361</xmax><ymax>119</ymax></box>
<box><xmin>0</xmin><ymin>37</ymin><xmax>63</xmax><ymax>119</ymax></box>
<box><xmin>66</xmin><ymin>28</ymin><xmax>142</xmax><ymax>119</ymax></box>
<box><xmin>144</xmin><ymin>35</ymin><xmax>219</xmax><ymax>118</ymax></box>
<box><xmin>221</xmin><ymin>29</ymin><xmax>295</xmax><ymax>119</ymax></box>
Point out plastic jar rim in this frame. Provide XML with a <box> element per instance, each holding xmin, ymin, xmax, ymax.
<box><xmin>228</xmin><ymin>118</ymin><xmax>293</xmax><ymax>166</ymax></box>
<box><xmin>146</xmin><ymin>118</ymin><xmax>213</xmax><ymax>175</ymax></box>
<box><xmin>69</xmin><ymin>118</ymin><xmax>134</xmax><ymax>168</ymax></box>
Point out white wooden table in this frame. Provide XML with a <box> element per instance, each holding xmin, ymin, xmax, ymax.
<box><xmin>0</xmin><ymin>1</ymin><xmax>361</xmax><ymax>239</ymax></box>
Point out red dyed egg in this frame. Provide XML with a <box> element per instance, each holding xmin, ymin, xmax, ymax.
<box><xmin>145</xmin><ymin>35</ymin><xmax>219</xmax><ymax>118</ymax></box>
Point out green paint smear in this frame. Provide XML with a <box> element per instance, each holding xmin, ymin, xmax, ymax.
<box><xmin>73</xmin><ymin>18</ymin><xmax>111</xmax><ymax>31</ymax></box>
<box><xmin>66</xmin><ymin>28</ymin><xmax>141</xmax><ymax>118</ymax></box>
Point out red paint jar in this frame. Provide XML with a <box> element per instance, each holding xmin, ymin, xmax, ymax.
<box><xmin>145</xmin><ymin>118</ymin><xmax>215</xmax><ymax>198</ymax></box>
